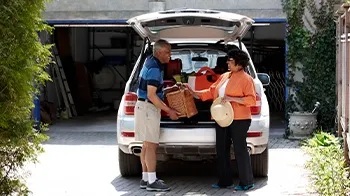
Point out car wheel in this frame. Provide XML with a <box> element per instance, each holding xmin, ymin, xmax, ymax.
<box><xmin>251</xmin><ymin>146</ymin><xmax>269</xmax><ymax>177</ymax></box>
<box><xmin>118</xmin><ymin>148</ymin><xmax>141</xmax><ymax>177</ymax></box>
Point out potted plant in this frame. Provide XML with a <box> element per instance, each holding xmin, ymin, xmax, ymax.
<box><xmin>287</xmin><ymin>102</ymin><xmax>320</xmax><ymax>139</ymax></box>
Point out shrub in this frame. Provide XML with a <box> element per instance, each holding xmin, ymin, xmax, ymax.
<box><xmin>0</xmin><ymin>1</ymin><xmax>52</xmax><ymax>195</ymax></box>
<box><xmin>282</xmin><ymin>0</ymin><xmax>337</xmax><ymax>132</ymax></box>
<box><xmin>302</xmin><ymin>131</ymin><xmax>350</xmax><ymax>196</ymax></box>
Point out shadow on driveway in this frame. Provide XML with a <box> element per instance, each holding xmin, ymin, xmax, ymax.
<box><xmin>111</xmin><ymin>160</ymin><xmax>268</xmax><ymax>196</ymax></box>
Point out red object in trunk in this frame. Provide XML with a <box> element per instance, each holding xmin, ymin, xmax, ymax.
<box><xmin>164</xmin><ymin>80</ymin><xmax>176</xmax><ymax>88</ymax></box>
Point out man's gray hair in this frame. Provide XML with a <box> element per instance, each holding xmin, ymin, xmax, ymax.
<box><xmin>153</xmin><ymin>39</ymin><xmax>170</xmax><ymax>55</ymax></box>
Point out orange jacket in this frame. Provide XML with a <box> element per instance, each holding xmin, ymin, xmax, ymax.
<box><xmin>196</xmin><ymin>70</ymin><xmax>257</xmax><ymax>120</ymax></box>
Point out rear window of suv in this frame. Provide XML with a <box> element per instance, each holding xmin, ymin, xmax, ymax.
<box><xmin>171</xmin><ymin>50</ymin><xmax>223</xmax><ymax>73</ymax></box>
<box><xmin>171</xmin><ymin>49</ymin><xmax>255</xmax><ymax>76</ymax></box>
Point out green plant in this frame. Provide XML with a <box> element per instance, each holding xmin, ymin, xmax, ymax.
<box><xmin>282</xmin><ymin>0</ymin><xmax>337</xmax><ymax>132</ymax></box>
<box><xmin>0</xmin><ymin>1</ymin><xmax>52</xmax><ymax>195</ymax></box>
<box><xmin>303</xmin><ymin>131</ymin><xmax>339</xmax><ymax>147</ymax></box>
<box><xmin>303</xmin><ymin>131</ymin><xmax>350</xmax><ymax>196</ymax></box>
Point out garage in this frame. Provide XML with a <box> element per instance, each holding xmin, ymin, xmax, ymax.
<box><xmin>243</xmin><ymin>19</ymin><xmax>287</xmax><ymax>130</ymax></box>
<box><xmin>37</xmin><ymin>21</ymin><xmax>143</xmax><ymax>129</ymax></box>
<box><xmin>37</xmin><ymin>18</ymin><xmax>287</xmax><ymax>132</ymax></box>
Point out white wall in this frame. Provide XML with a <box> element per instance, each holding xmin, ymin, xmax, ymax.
<box><xmin>44</xmin><ymin>0</ymin><xmax>285</xmax><ymax>20</ymax></box>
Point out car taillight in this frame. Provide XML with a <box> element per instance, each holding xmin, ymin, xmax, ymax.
<box><xmin>124</xmin><ymin>92</ymin><xmax>137</xmax><ymax>115</ymax></box>
<box><xmin>121</xmin><ymin>131</ymin><xmax>135</xmax><ymax>137</ymax></box>
<box><xmin>247</xmin><ymin>131</ymin><xmax>263</xmax><ymax>137</ymax></box>
<box><xmin>250</xmin><ymin>94</ymin><xmax>261</xmax><ymax>115</ymax></box>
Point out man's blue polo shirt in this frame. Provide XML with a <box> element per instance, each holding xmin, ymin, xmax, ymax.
<box><xmin>137</xmin><ymin>55</ymin><xmax>165</xmax><ymax>101</ymax></box>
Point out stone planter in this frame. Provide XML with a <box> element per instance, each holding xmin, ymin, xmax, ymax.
<box><xmin>288</xmin><ymin>112</ymin><xmax>317</xmax><ymax>139</ymax></box>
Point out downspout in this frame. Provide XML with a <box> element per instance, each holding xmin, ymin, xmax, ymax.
<box><xmin>34</xmin><ymin>32</ymin><xmax>44</xmax><ymax>131</ymax></box>
<box><xmin>284</xmin><ymin>22</ymin><xmax>289</xmax><ymax>108</ymax></box>
<box><xmin>33</xmin><ymin>95</ymin><xmax>41</xmax><ymax>131</ymax></box>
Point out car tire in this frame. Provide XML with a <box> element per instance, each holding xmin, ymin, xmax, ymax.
<box><xmin>251</xmin><ymin>146</ymin><xmax>269</xmax><ymax>177</ymax></box>
<box><xmin>118</xmin><ymin>148</ymin><xmax>141</xmax><ymax>177</ymax></box>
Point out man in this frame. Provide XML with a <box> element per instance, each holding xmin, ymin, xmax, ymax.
<box><xmin>134</xmin><ymin>39</ymin><xmax>179</xmax><ymax>192</ymax></box>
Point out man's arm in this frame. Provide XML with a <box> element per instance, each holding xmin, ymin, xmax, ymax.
<box><xmin>144</xmin><ymin>67</ymin><xmax>171</xmax><ymax>112</ymax></box>
<box><xmin>147</xmin><ymin>85</ymin><xmax>171</xmax><ymax>113</ymax></box>
<box><xmin>147</xmin><ymin>84</ymin><xmax>180</xmax><ymax>120</ymax></box>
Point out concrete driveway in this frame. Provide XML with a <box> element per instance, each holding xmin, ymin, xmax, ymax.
<box><xmin>25</xmin><ymin>130</ymin><xmax>316</xmax><ymax>196</ymax></box>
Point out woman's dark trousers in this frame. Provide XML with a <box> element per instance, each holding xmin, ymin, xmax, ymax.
<box><xmin>215</xmin><ymin>119</ymin><xmax>254</xmax><ymax>186</ymax></box>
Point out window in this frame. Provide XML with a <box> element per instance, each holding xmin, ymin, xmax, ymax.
<box><xmin>171</xmin><ymin>51</ymin><xmax>224</xmax><ymax>73</ymax></box>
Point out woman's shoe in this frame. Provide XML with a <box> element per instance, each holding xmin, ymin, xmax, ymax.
<box><xmin>211</xmin><ymin>183</ymin><xmax>235</xmax><ymax>189</ymax></box>
<box><xmin>234</xmin><ymin>184</ymin><xmax>254</xmax><ymax>191</ymax></box>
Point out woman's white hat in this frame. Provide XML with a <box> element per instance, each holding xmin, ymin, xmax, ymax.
<box><xmin>210</xmin><ymin>97</ymin><xmax>234</xmax><ymax>127</ymax></box>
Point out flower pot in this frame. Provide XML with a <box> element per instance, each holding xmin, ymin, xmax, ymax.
<box><xmin>288</xmin><ymin>112</ymin><xmax>317</xmax><ymax>139</ymax></box>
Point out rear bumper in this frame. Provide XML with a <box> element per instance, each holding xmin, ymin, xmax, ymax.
<box><xmin>117</xmin><ymin>115</ymin><xmax>269</xmax><ymax>156</ymax></box>
<box><xmin>119</xmin><ymin>141</ymin><xmax>267</xmax><ymax>157</ymax></box>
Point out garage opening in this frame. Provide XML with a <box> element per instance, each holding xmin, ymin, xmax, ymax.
<box><xmin>38</xmin><ymin>23</ymin><xmax>142</xmax><ymax>130</ymax></box>
<box><xmin>243</xmin><ymin>22</ymin><xmax>287</xmax><ymax>130</ymax></box>
<box><xmin>38</xmin><ymin>20</ymin><xmax>287</xmax><ymax>132</ymax></box>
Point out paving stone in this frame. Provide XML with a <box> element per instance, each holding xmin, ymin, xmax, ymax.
<box><xmin>25</xmin><ymin>131</ymin><xmax>314</xmax><ymax>196</ymax></box>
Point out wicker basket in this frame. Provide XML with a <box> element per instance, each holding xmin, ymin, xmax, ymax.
<box><xmin>165</xmin><ymin>84</ymin><xmax>198</xmax><ymax>118</ymax></box>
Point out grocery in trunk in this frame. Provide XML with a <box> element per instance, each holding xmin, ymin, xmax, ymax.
<box><xmin>160</xmin><ymin>49</ymin><xmax>229</xmax><ymax>123</ymax></box>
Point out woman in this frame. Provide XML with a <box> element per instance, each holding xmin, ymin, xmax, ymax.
<box><xmin>187</xmin><ymin>49</ymin><xmax>256</xmax><ymax>191</ymax></box>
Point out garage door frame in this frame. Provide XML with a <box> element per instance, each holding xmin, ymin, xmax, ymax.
<box><xmin>33</xmin><ymin>18</ymin><xmax>288</xmax><ymax>129</ymax></box>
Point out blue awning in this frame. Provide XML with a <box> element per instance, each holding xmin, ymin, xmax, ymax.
<box><xmin>46</xmin><ymin>19</ymin><xmax>128</xmax><ymax>24</ymax></box>
<box><xmin>46</xmin><ymin>18</ymin><xmax>287</xmax><ymax>26</ymax></box>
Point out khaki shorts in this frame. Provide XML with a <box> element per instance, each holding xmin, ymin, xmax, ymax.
<box><xmin>134</xmin><ymin>100</ymin><xmax>161</xmax><ymax>144</ymax></box>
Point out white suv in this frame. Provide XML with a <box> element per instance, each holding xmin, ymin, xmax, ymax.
<box><xmin>117</xmin><ymin>9</ymin><xmax>271</xmax><ymax>177</ymax></box>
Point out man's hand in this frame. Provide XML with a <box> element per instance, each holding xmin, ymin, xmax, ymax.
<box><xmin>147</xmin><ymin>85</ymin><xmax>182</xmax><ymax>120</ymax></box>
<box><xmin>168</xmin><ymin>108</ymin><xmax>180</xmax><ymax>120</ymax></box>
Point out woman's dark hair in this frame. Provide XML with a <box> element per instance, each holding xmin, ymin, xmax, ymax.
<box><xmin>227</xmin><ymin>49</ymin><xmax>250</xmax><ymax>68</ymax></box>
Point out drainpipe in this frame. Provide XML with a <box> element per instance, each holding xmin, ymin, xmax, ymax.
<box><xmin>149</xmin><ymin>0</ymin><xmax>165</xmax><ymax>12</ymax></box>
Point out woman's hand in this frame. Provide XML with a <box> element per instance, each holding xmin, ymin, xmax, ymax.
<box><xmin>223</xmin><ymin>95</ymin><xmax>244</xmax><ymax>104</ymax></box>
<box><xmin>221</xmin><ymin>97</ymin><xmax>228</xmax><ymax>104</ymax></box>
<box><xmin>184</xmin><ymin>84</ymin><xmax>200</xmax><ymax>99</ymax></box>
